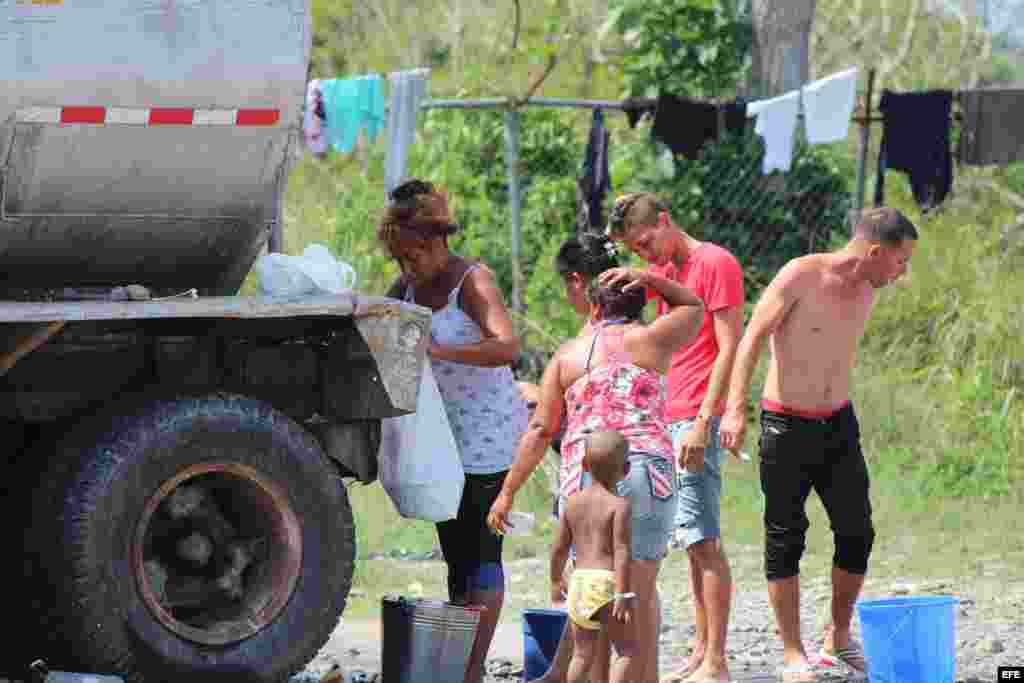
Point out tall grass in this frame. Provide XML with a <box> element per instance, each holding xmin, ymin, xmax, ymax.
<box><xmin>854</xmin><ymin>178</ymin><xmax>1024</xmax><ymax>501</ymax></box>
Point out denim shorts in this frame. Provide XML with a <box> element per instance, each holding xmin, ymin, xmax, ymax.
<box><xmin>670</xmin><ymin>417</ymin><xmax>724</xmax><ymax>548</ymax></box>
<box><xmin>560</xmin><ymin>451</ymin><xmax>676</xmax><ymax>562</ymax></box>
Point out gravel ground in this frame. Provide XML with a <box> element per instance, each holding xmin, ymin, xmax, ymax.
<box><xmin>655</xmin><ymin>565</ymin><xmax>1022</xmax><ymax>683</ymax></box>
<box><xmin>303</xmin><ymin>552</ymin><xmax>1024</xmax><ymax>683</ymax></box>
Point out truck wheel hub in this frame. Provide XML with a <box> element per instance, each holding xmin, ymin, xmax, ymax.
<box><xmin>132</xmin><ymin>463</ymin><xmax>303</xmax><ymax>646</ymax></box>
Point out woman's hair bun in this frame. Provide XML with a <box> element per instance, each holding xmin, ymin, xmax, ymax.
<box><xmin>555</xmin><ymin>230</ymin><xmax>620</xmax><ymax>279</ymax></box>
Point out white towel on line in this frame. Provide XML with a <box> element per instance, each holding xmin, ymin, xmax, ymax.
<box><xmin>748</xmin><ymin>90</ymin><xmax>801</xmax><ymax>174</ymax></box>
<box><xmin>803</xmin><ymin>67</ymin><xmax>858</xmax><ymax>144</ymax></box>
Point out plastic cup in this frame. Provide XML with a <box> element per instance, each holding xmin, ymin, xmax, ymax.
<box><xmin>504</xmin><ymin>511</ymin><xmax>536</xmax><ymax>536</ymax></box>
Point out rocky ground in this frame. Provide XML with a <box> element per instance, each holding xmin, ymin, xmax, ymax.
<box><xmin>299</xmin><ymin>549</ymin><xmax>1024</xmax><ymax>683</ymax></box>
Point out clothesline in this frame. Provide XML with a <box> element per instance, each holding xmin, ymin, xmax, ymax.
<box><xmin>302</xmin><ymin>65</ymin><xmax>1024</xmax><ymax>315</ymax></box>
<box><xmin>306</xmin><ymin>64</ymin><xmax>1021</xmax><ymax>218</ymax></box>
<box><xmin>305</xmin><ymin>68</ymin><xmax>433</xmax><ymax>192</ymax></box>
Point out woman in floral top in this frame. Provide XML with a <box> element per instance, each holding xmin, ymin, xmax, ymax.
<box><xmin>488</xmin><ymin>234</ymin><xmax>704</xmax><ymax>683</ymax></box>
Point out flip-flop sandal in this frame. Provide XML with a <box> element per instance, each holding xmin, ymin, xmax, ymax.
<box><xmin>816</xmin><ymin>642</ymin><xmax>868</xmax><ymax>673</ymax></box>
<box><xmin>660</xmin><ymin>654</ymin><xmax>702</xmax><ymax>683</ymax></box>
<box><xmin>780</xmin><ymin>662</ymin><xmax>821</xmax><ymax>683</ymax></box>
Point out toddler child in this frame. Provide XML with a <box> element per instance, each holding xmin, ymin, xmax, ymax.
<box><xmin>549</xmin><ymin>431</ymin><xmax>638</xmax><ymax>683</ymax></box>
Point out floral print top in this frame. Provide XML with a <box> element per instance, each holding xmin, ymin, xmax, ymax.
<box><xmin>560</xmin><ymin>323</ymin><xmax>674</xmax><ymax>497</ymax></box>
<box><xmin>406</xmin><ymin>265</ymin><xmax>529</xmax><ymax>474</ymax></box>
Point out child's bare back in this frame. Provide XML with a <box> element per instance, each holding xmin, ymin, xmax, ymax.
<box><xmin>564</xmin><ymin>486</ymin><xmax>628</xmax><ymax>572</ymax></box>
<box><xmin>549</xmin><ymin>431</ymin><xmax>638</xmax><ymax>683</ymax></box>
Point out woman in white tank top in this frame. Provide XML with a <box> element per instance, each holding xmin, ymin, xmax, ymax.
<box><xmin>379</xmin><ymin>179</ymin><xmax>529</xmax><ymax>683</ymax></box>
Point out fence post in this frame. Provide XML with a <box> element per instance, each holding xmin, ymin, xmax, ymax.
<box><xmin>504</xmin><ymin>107</ymin><xmax>523</xmax><ymax>317</ymax></box>
<box><xmin>854</xmin><ymin>68</ymin><xmax>877</xmax><ymax>221</ymax></box>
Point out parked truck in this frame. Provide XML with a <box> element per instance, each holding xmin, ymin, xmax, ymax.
<box><xmin>0</xmin><ymin>2</ymin><xmax>429</xmax><ymax>681</ymax></box>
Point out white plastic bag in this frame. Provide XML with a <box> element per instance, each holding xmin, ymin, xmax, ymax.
<box><xmin>257</xmin><ymin>244</ymin><xmax>357</xmax><ymax>297</ymax></box>
<box><xmin>378</xmin><ymin>362</ymin><xmax>464</xmax><ymax>522</ymax></box>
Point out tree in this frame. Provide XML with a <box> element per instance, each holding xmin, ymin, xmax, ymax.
<box><xmin>812</xmin><ymin>0</ymin><xmax>995</xmax><ymax>91</ymax></box>
<box><xmin>608</xmin><ymin>0</ymin><xmax>753</xmax><ymax>99</ymax></box>
<box><xmin>749</xmin><ymin>0</ymin><xmax>817</xmax><ymax>97</ymax></box>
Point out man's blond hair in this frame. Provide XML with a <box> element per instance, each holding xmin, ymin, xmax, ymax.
<box><xmin>606</xmin><ymin>192</ymin><xmax>668</xmax><ymax>238</ymax></box>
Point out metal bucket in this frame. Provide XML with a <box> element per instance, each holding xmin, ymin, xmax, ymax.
<box><xmin>381</xmin><ymin>595</ymin><xmax>483</xmax><ymax>683</ymax></box>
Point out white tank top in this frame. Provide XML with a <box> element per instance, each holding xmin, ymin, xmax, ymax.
<box><xmin>406</xmin><ymin>265</ymin><xmax>529</xmax><ymax>474</ymax></box>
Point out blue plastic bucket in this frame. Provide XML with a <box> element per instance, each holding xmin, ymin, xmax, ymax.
<box><xmin>522</xmin><ymin>608</ymin><xmax>568</xmax><ymax>681</ymax></box>
<box><xmin>856</xmin><ymin>595</ymin><xmax>958</xmax><ymax>683</ymax></box>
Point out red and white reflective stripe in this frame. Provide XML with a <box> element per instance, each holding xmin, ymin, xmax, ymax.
<box><xmin>15</xmin><ymin>106</ymin><xmax>280</xmax><ymax>126</ymax></box>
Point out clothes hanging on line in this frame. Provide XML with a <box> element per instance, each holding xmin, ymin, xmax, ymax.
<box><xmin>303</xmin><ymin>79</ymin><xmax>328</xmax><ymax>157</ymax></box>
<box><xmin>651</xmin><ymin>93</ymin><xmax>747</xmax><ymax>160</ymax></box>
<box><xmin>621</xmin><ymin>96</ymin><xmax>657</xmax><ymax>128</ymax></box>
<box><xmin>319</xmin><ymin>74</ymin><xmax>386</xmax><ymax>154</ymax></box>
<box><xmin>384</xmin><ymin>68</ymin><xmax>430</xmax><ymax>193</ymax></box>
<box><xmin>802</xmin><ymin>66</ymin><xmax>858</xmax><ymax>144</ymax></box>
<box><xmin>748</xmin><ymin>90</ymin><xmax>800</xmax><ymax>174</ymax></box>
<box><xmin>957</xmin><ymin>89</ymin><xmax>1024</xmax><ymax>166</ymax></box>
<box><xmin>576</xmin><ymin>108</ymin><xmax>612</xmax><ymax>233</ymax></box>
<box><xmin>875</xmin><ymin>89</ymin><xmax>953</xmax><ymax>210</ymax></box>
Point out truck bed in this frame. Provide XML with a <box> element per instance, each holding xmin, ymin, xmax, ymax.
<box><xmin>0</xmin><ymin>294</ymin><xmax>431</xmax><ymax>420</ymax></box>
<box><xmin>0</xmin><ymin>293</ymin><xmax>421</xmax><ymax>323</ymax></box>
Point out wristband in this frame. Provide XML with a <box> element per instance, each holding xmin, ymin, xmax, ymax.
<box><xmin>613</xmin><ymin>592</ymin><xmax>636</xmax><ymax>600</ymax></box>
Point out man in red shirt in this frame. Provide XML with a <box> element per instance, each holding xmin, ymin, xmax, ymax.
<box><xmin>607</xmin><ymin>193</ymin><xmax>745</xmax><ymax>683</ymax></box>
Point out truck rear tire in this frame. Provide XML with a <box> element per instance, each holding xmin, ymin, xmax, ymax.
<box><xmin>27</xmin><ymin>394</ymin><xmax>355</xmax><ymax>683</ymax></box>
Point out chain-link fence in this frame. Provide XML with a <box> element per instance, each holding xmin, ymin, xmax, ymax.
<box><xmin>602</xmin><ymin>127</ymin><xmax>855</xmax><ymax>294</ymax></box>
<box><xmin>410</xmin><ymin>100</ymin><xmax>861</xmax><ymax>385</ymax></box>
<box><xmin>421</xmin><ymin>98</ymin><xmax>858</xmax><ymax>319</ymax></box>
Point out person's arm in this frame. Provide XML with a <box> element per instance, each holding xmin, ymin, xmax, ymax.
<box><xmin>600</xmin><ymin>267</ymin><xmax>702</xmax><ymax>309</ymax></box>
<box><xmin>696</xmin><ymin>254</ymin><xmax>746</xmax><ymax>421</ymax></box>
<box><xmin>431</xmin><ymin>265</ymin><xmax>520</xmax><ymax>367</ymax></box>
<box><xmin>598</xmin><ymin>267</ymin><xmax>705</xmax><ymax>351</ymax></box>
<box><xmin>487</xmin><ymin>353</ymin><xmax>566</xmax><ymax>534</ymax></box>
<box><xmin>699</xmin><ymin>306</ymin><xmax>743</xmax><ymax>419</ymax></box>
<box><xmin>719</xmin><ymin>259</ymin><xmax>805</xmax><ymax>451</ymax></box>
<box><xmin>680</xmin><ymin>255</ymin><xmax>745</xmax><ymax>466</ymax></box>
<box><xmin>678</xmin><ymin>304</ymin><xmax>745</xmax><ymax>469</ymax></box>
<box><xmin>549</xmin><ymin>510</ymin><xmax>573</xmax><ymax>605</ymax></box>
<box><xmin>610</xmin><ymin>497</ymin><xmax>633</xmax><ymax>623</ymax></box>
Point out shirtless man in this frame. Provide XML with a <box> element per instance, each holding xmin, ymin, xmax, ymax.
<box><xmin>718</xmin><ymin>207</ymin><xmax>917</xmax><ymax>682</ymax></box>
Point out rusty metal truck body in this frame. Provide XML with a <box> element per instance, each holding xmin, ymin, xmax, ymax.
<box><xmin>0</xmin><ymin>3</ymin><xmax>425</xmax><ymax>682</ymax></box>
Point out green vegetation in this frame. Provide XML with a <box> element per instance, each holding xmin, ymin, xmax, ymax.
<box><xmin>273</xmin><ymin>1</ymin><xmax>1024</xmax><ymax>596</ymax></box>
<box><xmin>608</xmin><ymin>0</ymin><xmax>753</xmax><ymax>98</ymax></box>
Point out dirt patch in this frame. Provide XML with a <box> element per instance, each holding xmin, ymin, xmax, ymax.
<box><xmin>300</xmin><ymin>553</ymin><xmax>1023</xmax><ymax>682</ymax></box>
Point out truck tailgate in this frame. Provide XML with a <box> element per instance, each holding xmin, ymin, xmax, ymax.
<box><xmin>0</xmin><ymin>294</ymin><xmax>431</xmax><ymax>415</ymax></box>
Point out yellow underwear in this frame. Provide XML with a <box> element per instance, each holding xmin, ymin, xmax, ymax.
<box><xmin>566</xmin><ymin>568</ymin><xmax>617</xmax><ymax>630</ymax></box>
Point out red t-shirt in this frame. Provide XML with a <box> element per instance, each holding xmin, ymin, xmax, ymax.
<box><xmin>648</xmin><ymin>243</ymin><xmax>745</xmax><ymax>421</ymax></box>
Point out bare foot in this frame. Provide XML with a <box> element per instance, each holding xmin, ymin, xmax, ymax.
<box><xmin>682</xmin><ymin>661</ymin><xmax>731</xmax><ymax>683</ymax></box>
<box><xmin>661</xmin><ymin>646</ymin><xmax>705</xmax><ymax>683</ymax></box>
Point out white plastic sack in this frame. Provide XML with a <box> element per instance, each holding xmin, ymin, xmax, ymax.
<box><xmin>257</xmin><ymin>244</ymin><xmax>357</xmax><ymax>297</ymax></box>
<box><xmin>378</xmin><ymin>362</ymin><xmax>464</xmax><ymax>522</ymax></box>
